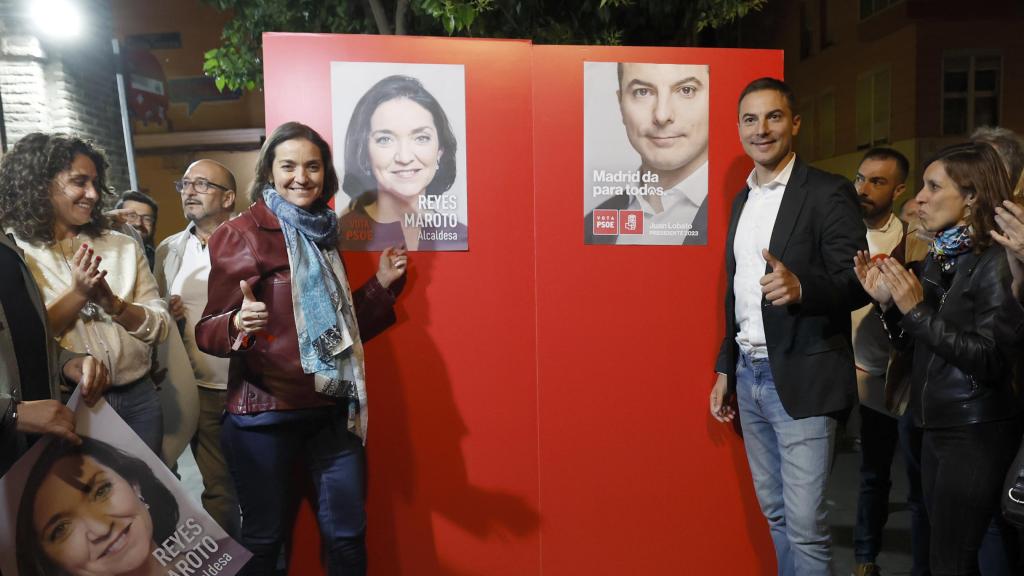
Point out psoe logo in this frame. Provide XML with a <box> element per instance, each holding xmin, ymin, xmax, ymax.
<box><xmin>593</xmin><ymin>209</ymin><xmax>618</xmax><ymax>235</ymax></box>
<box><xmin>620</xmin><ymin>210</ymin><xmax>643</xmax><ymax>235</ymax></box>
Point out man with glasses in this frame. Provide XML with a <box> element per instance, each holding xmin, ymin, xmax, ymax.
<box><xmin>115</xmin><ymin>190</ymin><xmax>160</xmax><ymax>269</ymax></box>
<box><xmin>154</xmin><ymin>159</ymin><xmax>240</xmax><ymax>536</ymax></box>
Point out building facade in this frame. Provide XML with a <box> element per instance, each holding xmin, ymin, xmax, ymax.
<box><xmin>743</xmin><ymin>0</ymin><xmax>1024</xmax><ymax>193</ymax></box>
<box><xmin>0</xmin><ymin>0</ymin><xmax>130</xmax><ymax>191</ymax></box>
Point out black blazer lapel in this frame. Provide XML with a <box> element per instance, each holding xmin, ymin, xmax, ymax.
<box><xmin>767</xmin><ymin>158</ymin><xmax>810</xmax><ymax>266</ymax></box>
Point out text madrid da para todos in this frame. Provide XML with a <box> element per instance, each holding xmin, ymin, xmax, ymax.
<box><xmin>151</xmin><ymin>517</ymin><xmax>236</xmax><ymax>576</ymax></box>
<box><xmin>591</xmin><ymin>170</ymin><xmax>697</xmax><ymax>237</ymax></box>
<box><xmin>591</xmin><ymin>170</ymin><xmax>664</xmax><ymax>198</ymax></box>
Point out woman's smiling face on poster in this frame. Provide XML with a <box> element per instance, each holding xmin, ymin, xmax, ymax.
<box><xmin>367</xmin><ymin>97</ymin><xmax>443</xmax><ymax>202</ymax></box>
<box><xmin>32</xmin><ymin>454</ymin><xmax>154</xmax><ymax>576</ymax></box>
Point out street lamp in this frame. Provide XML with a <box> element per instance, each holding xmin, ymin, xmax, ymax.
<box><xmin>29</xmin><ymin>0</ymin><xmax>84</xmax><ymax>39</ymax></box>
<box><xmin>20</xmin><ymin>0</ymin><xmax>137</xmax><ymax>188</ymax></box>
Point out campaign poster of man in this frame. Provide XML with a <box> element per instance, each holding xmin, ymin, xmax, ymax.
<box><xmin>331</xmin><ymin>61</ymin><xmax>469</xmax><ymax>252</ymax></box>
<box><xmin>583</xmin><ymin>62</ymin><xmax>710</xmax><ymax>246</ymax></box>
<box><xmin>0</xmin><ymin>394</ymin><xmax>251</xmax><ymax>576</ymax></box>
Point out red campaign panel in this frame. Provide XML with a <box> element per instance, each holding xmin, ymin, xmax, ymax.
<box><xmin>263</xmin><ymin>34</ymin><xmax>540</xmax><ymax>576</ymax></box>
<box><xmin>532</xmin><ymin>46</ymin><xmax>783</xmax><ymax>575</ymax></box>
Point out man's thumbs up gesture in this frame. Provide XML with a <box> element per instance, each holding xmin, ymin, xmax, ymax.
<box><xmin>234</xmin><ymin>279</ymin><xmax>269</xmax><ymax>333</ymax></box>
<box><xmin>760</xmin><ymin>249</ymin><xmax>802</xmax><ymax>306</ymax></box>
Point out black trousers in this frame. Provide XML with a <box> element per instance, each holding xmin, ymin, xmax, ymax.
<box><xmin>922</xmin><ymin>418</ymin><xmax>1022</xmax><ymax>576</ymax></box>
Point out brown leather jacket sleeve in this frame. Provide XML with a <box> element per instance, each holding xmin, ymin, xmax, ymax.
<box><xmin>195</xmin><ymin>223</ymin><xmax>260</xmax><ymax>358</ymax></box>
<box><xmin>353</xmin><ymin>273</ymin><xmax>404</xmax><ymax>343</ymax></box>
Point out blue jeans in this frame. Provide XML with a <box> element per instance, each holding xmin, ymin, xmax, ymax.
<box><xmin>221</xmin><ymin>405</ymin><xmax>366</xmax><ymax>576</ymax></box>
<box><xmin>106</xmin><ymin>376</ymin><xmax>163</xmax><ymax>459</ymax></box>
<box><xmin>736</xmin><ymin>353</ymin><xmax>836</xmax><ymax>576</ymax></box>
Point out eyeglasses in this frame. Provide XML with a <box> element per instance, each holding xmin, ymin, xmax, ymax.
<box><xmin>123</xmin><ymin>212</ymin><xmax>156</xmax><ymax>226</ymax></box>
<box><xmin>174</xmin><ymin>178</ymin><xmax>229</xmax><ymax>194</ymax></box>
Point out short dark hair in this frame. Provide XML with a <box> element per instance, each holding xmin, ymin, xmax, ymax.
<box><xmin>0</xmin><ymin>132</ymin><xmax>111</xmax><ymax>243</ymax></box>
<box><xmin>737</xmin><ymin>77</ymin><xmax>797</xmax><ymax>116</ymax></box>
<box><xmin>342</xmin><ymin>75</ymin><xmax>458</xmax><ymax>205</ymax></box>
<box><xmin>249</xmin><ymin>121</ymin><xmax>339</xmax><ymax>210</ymax></box>
<box><xmin>861</xmin><ymin>147</ymin><xmax>910</xmax><ymax>184</ymax></box>
<box><xmin>16</xmin><ymin>436</ymin><xmax>180</xmax><ymax>576</ymax></box>
<box><xmin>924</xmin><ymin>141</ymin><xmax>1013</xmax><ymax>252</ymax></box>
<box><xmin>971</xmin><ymin>126</ymin><xmax>1024</xmax><ymax>187</ymax></box>
<box><xmin>115</xmin><ymin>189</ymin><xmax>159</xmax><ymax>221</ymax></box>
<box><xmin>615</xmin><ymin>62</ymin><xmax>710</xmax><ymax>90</ymax></box>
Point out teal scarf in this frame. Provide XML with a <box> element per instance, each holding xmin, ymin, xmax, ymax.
<box><xmin>263</xmin><ymin>188</ymin><xmax>367</xmax><ymax>438</ymax></box>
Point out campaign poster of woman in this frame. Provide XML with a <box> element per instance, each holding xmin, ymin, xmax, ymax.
<box><xmin>331</xmin><ymin>62</ymin><xmax>468</xmax><ymax>251</ymax></box>
<box><xmin>0</xmin><ymin>393</ymin><xmax>251</xmax><ymax>576</ymax></box>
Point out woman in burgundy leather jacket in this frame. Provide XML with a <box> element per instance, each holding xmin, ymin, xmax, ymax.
<box><xmin>195</xmin><ymin>122</ymin><xmax>407</xmax><ymax>576</ymax></box>
<box><xmin>855</xmin><ymin>142</ymin><xmax>1024</xmax><ymax>575</ymax></box>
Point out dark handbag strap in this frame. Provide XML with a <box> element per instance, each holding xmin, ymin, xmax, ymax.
<box><xmin>891</xmin><ymin>218</ymin><xmax>908</xmax><ymax>264</ymax></box>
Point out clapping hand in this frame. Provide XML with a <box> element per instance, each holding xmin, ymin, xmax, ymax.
<box><xmin>992</xmin><ymin>200</ymin><xmax>1024</xmax><ymax>298</ymax></box>
<box><xmin>878</xmin><ymin>257</ymin><xmax>924</xmax><ymax>314</ymax></box>
<box><xmin>69</xmin><ymin>243</ymin><xmax>107</xmax><ymax>299</ymax></box>
<box><xmin>854</xmin><ymin>250</ymin><xmax>893</xmax><ymax>307</ymax></box>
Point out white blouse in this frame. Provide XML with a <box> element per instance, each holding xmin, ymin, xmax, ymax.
<box><xmin>14</xmin><ymin>230</ymin><xmax>170</xmax><ymax>386</ymax></box>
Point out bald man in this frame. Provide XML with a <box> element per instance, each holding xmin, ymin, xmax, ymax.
<box><xmin>154</xmin><ymin>159</ymin><xmax>240</xmax><ymax>536</ymax></box>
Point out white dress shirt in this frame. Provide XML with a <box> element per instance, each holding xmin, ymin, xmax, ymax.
<box><xmin>169</xmin><ymin>231</ymin><xmax>230</xmax><ymax>390</ymax></box>
<box><xmin>616</xmin><ymin>161</ymin><xmax>708</xmax><ymax>245</ymax></box>
<box><xmin>733</xmin><ymin>154</ymin><xmax>797</xmax><ymax>358</ymax></box>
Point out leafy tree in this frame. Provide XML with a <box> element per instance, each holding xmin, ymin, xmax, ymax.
<box><xmin>202</xmin><ymin>0</ymin><xmax>767</xmax><ymax>92</ymax></box>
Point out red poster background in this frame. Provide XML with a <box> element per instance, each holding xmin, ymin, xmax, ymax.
<box><xmin>533</xmin><ymin>46</ymin><xmax>782</xmax><ymax>575</ymax></box>
<box><xmin>262</xmin><ymin>34</ymin><xmax>783</xmax><ymax>575</ymax></box>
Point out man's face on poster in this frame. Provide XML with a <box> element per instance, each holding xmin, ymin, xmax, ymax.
<box><xmin>618</xmin><ymin>63</ymin><xmax>709</xmax><ymax>177</ymax></box>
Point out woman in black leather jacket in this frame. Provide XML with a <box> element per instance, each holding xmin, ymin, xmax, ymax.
<box><xmin>855</xmin><ymin>142</ymin><xmax>1024</xmax><ymax>576</ymax></box>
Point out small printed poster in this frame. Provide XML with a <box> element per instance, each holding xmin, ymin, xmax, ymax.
<box><xmin>331</xmin><ymin>61</ymin><xmax>469</xmax><ymax>251</ymax></box>
<box><xmin>583</xmin><ymin>62</ymin><xmax>710</xmax><ymax>245</ymax></box>
<box><xmin>0</xmin><ymin>392</ymin><xmax>251</xmax><ymax>576</ymax></box>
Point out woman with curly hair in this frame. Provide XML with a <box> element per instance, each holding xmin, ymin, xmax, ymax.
<box><xmin>0</xmin><ymin>133</ymin><xmax>170</xmax><ymax>456</ymax></box>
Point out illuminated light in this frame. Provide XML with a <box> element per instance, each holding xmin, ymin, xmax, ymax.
<box><xmin>29</xmin><ymin>0</ymin><xmax>84</xmax><ymax>39</ymax></box>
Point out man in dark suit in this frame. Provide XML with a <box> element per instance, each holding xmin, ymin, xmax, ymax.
<box><xmin>709</xmin><ymin>78</ymin><xmax>868</xmax><ymax>576</ymax></box>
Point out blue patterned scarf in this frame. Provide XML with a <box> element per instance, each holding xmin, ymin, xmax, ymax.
<box><xmin>930</xmin><ymin>225</ymin><xmax>973</xmax><ymax>273</ymax></box>
<box><xmin>263</xmin><ymin>188</ymin><xmax>363</xmax><ymax>411</ymax></box>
